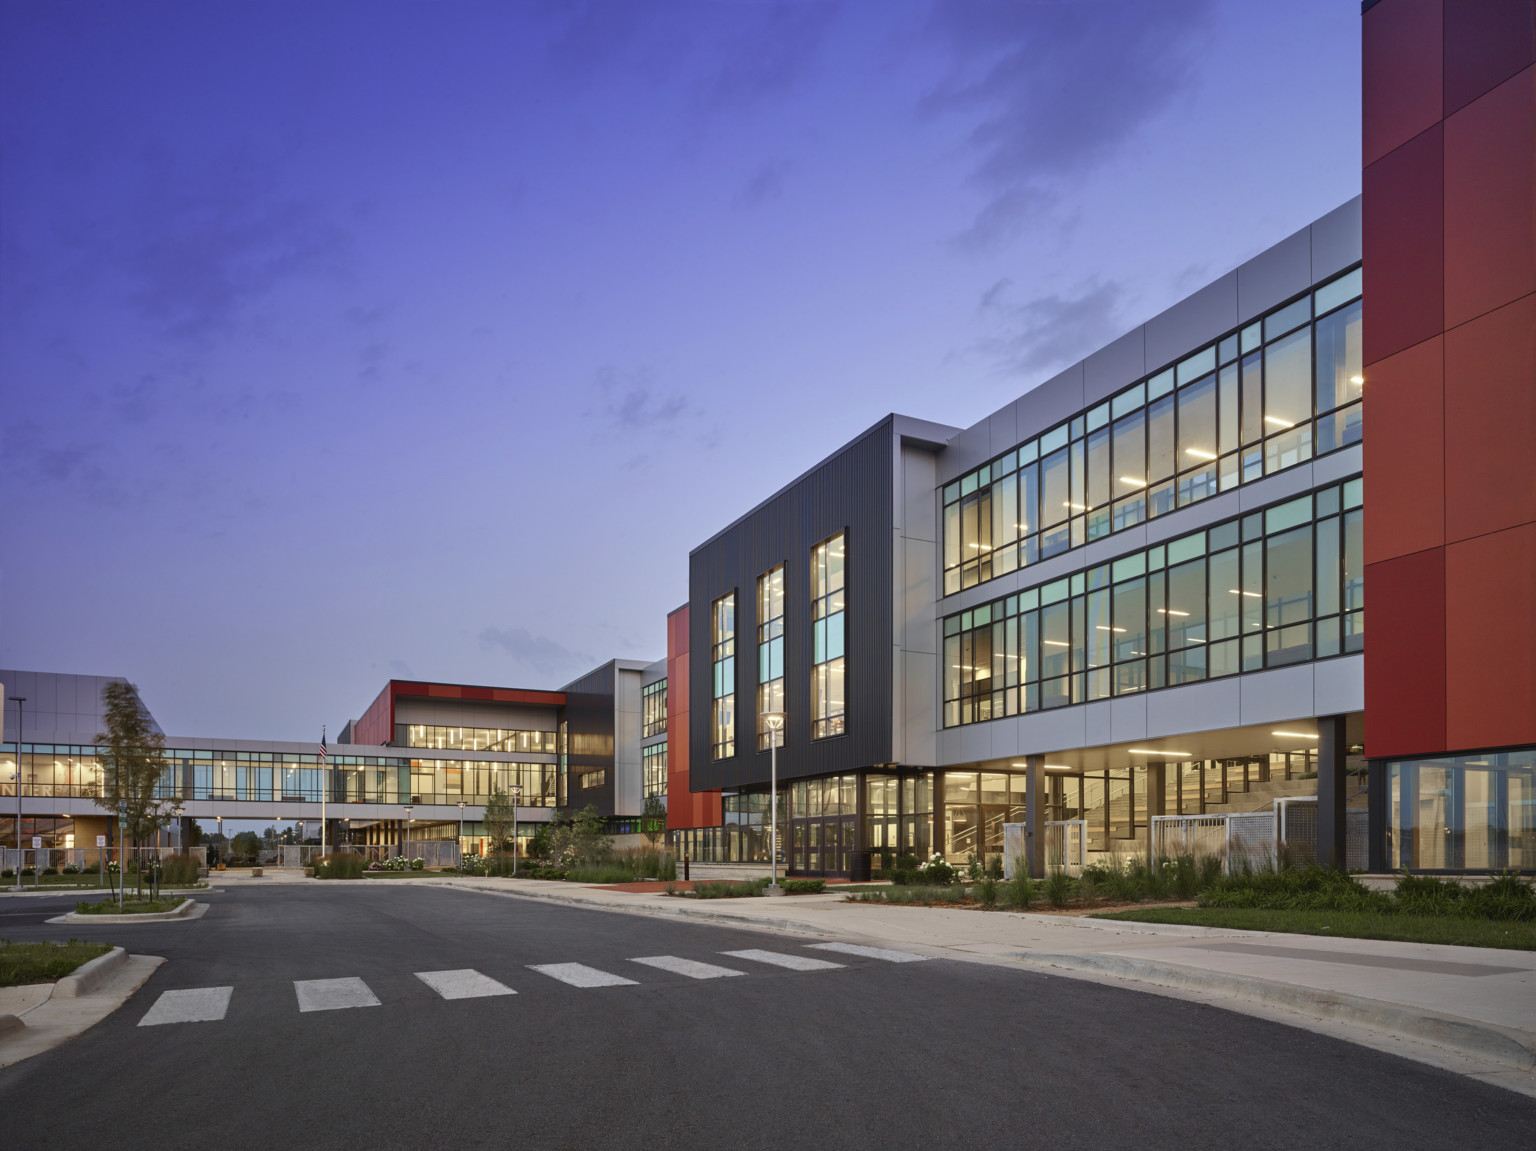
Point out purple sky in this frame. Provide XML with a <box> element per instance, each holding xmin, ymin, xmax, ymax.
<box><xmin>1</xmin><ymin>1</ymin><xmax>1361</xmax><ymax>741</ymax></box>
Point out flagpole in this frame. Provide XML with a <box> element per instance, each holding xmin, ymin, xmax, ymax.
<box><xmin>320</xmin><ymin>725</ymin><xmax>327</xmax><ymax>861</ymax></box>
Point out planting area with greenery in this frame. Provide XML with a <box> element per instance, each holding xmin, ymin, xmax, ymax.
<box><xmin>663</xmin><ymin>877</ymin><xmax>827</xmax><ymax>898</ymax></box>
<box><xmin>0</xmin><ymin>939</ymin><xmax>114</xmax><ymax>988</ymax></box>
<box><xmin>73</xmin><ymin>897</ymin><xmax>187</xmax><ymax>915</ymax></box>
<box><xmin>1097</xmin><ymin>869</ymin><xmax>1536</xmax><ymax>949</ymax></box>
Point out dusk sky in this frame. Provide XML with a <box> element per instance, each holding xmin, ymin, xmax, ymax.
<box><xmin>0</xmin><ymin>1</ymin><xmax>1361</xmax><ymax>741</ymax></box>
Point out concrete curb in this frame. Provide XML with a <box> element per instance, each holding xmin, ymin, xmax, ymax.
<box><xmin>52</xmin><ymin>946</ymin><xmax>128</xmax><ymax>998</ymax></box>
<box><xmin>48</xmin><ymin>898</ymin><xmax>199</xmax><ymax>926</ymax></box>
<box><xmin>1014</xmin><ymin>950</ymin><xmax>1536</xmax><ymax>1071</ymax></box>
<box><xmin>427</xmin><ymin>880</ymin><xmax>840</xmax><ymax>938</ymax></box>
<box><xmin>0</xmin><ymin>1013</ymin><xmax>24</xmax><ymax>1036</ymax></box>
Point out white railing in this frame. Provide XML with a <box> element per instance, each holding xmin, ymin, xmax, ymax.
<box><xmin>1045</xmin><ymin>820</ymin><xmax>1088</xmax><ymax>875</ymax></box>
<box><xmin>1150</xmin><ymin>813</ymin><xmax>1277</xmax><ymax>873</ymax></box>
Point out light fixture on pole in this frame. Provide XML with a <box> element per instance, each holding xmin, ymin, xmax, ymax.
<box><xmin>9</xmin><ymin>696</ymin><xmax>25</xmax><ymax>892</ymax></box>
<box><xmin>457</xmin><ymin>800</ymin><xmax>466</xmax><ymax>864</ymax></box>
<box><xmin>510</xmin><ymin>783</ymin><xmax>522</xmax><ymax>878</ymax></box>
<box><xmin>403</xmin><ymin>804</ymin><xmax>414</xmax><ymax>863</ymax></box>
<box><xmin>760</xmin><ymin>711</ymin><xmax>785</xmax><ymax>896</ymax></box>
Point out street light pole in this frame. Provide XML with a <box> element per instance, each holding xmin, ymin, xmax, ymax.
<box><xmin>403</xmin><ymin>804</ymin><xmax>413</xmax><ymax>864</ymax></box>
<box><xmin>9</xmin><ymin>696</ymin><xmax>25</xmax><ymax>892</ymax></box>
<box><xmin>510</xmin><ymin>783</ymin><xmax>522</xmax><ymax>878</ymax></box>
<box><xmin>457</xmin><ymin>800</ymin><xmax>466</xmax><ymax>868</ymax></box>
<box><xmin>761</xmin><ymin>711</ymin><xmax>785</xmax><ymax>896</ymax></box>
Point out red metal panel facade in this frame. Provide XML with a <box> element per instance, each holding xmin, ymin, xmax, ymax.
<box><xmin>665</xmin><ymin>603</ymin><xmax>721</xmax><ymax>830</ymax></box>
<box><xmin>1363</xmin><ymin>0</ymin><xmax>1536</xmax><ymax>759</ymax></box>
<box><xmin>351</xmin><ymin>680</ymin><xmax>567</xmax><ymax>748</ymax></box>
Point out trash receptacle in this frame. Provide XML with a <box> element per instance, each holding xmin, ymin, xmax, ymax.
<box><xmin>849</xmin><ymin>850</ymin><xmax>872</xmax><ymax>883</ymax></box>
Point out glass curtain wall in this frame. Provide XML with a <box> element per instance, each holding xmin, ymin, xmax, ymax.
<box><xmin>641</xmin><ymin>680</ymin><xmax>667</xmax><ymax>739</ymax></box>
<box><xmin>642</xmin><ymin>743</ymin><xmax>667</xmax><ymax>799</ymax></box>
<box><xmin>397</xmin><ymin>725</ymin><xmax>558</xmax><ymax>753</ymax></box>
<box><xmin>1387</xmin><ymin>749</ymin><xmax>1536</xmax><ymax>871</ymax></box>
<box><xmin>943</xmin><ymin>477</ymin><xmax>1363</xmax><ymax>727</ymax></box>
<box><xmin>811</xmin><ymin>533</ymin><xmax>847</xmax><ymax>739</ymax></box>
<box><xmin>757</xmin><ymin>565</ymin><xmax>785</xmax><ymax>749</ymax></box>
<box><xmin>711</xmin><ymin>593</ymin><xmax>736</xmax><ymax>759</ymax></box>
<box><xmin>943</xmin><ymin>268</ymin><xmax>1362</xmax><ymax>593</ymax></box>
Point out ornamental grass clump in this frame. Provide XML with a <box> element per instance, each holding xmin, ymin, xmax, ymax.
<box><xmin>1198</xmin><ymin>865</ymin><xmax>1391</xmax><ymax>913</ymax></box>
<box><xmin>691</xmin><ymin>878</ymin><xmax>769</xmax><ymax>899</ymax></box>
<box><xmin>1043</xmin><ymin>868</ymin><xmax>1074</xmax><ymax>908</ymax></box>
<box><xmin>317</xmin><ymin>852</ymin><xmax>366</xmax><ymax>880</ymax></box>
<box><xmin>998</xmin><ymin>872</ymin><xmax>1035</xmax><ymax>909</ymax></box>
<box><xmin>1394</xmin><ymin>872</ymin><xmax>1535</xmax><ymax>921</ymax></box>
<box><xmin>850</xmin><ymin>885</ymin><xmax>966</xmax><ymax>905</ymax></box>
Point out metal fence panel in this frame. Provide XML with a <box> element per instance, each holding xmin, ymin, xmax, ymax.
<box><xmin>1045</xmin><ymin>820</ymin><xmax>1087</xmax><ymax>875</ymax></box>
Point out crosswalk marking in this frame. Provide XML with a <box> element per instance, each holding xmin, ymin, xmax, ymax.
<box><xmin>138</xmin><ymin>986</ymin><xmax>233</xmax><ymax>1026</ymax></box>
<box><xmin>721</xmin><ymin>949</ymin><xmax>845</xmax><ymax>972</ymax></box>
<box><xmin>414</xmin><ymin>969</ymin><xmax>517</xmax><ymax>1000</ymax></box>
<box><xmin>629</xmin><ymin>955</ymin><xmax>745</xmax><ymax>980</ymax></box>
<box><xmin>294</xmin><ymin>977</ymin><xmax>381</xmax><ymax>1012</ymax></box>
<box><xmin>528</xmin><ymin>962</ymin><xmax>638</xmax><ymax>988</ymax></box>
<box><xmin>809</xmin><ymin>942</ymin><xmax>929</xmax><ymax>963</ymax></box>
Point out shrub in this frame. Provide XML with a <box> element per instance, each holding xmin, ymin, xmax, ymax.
<box><xmin>850</xmin><ymin>885</ymin><xmax>966</xmax><ymax>905</ymax></box>
<box><xmin>160</xmin><ymin>856</ymin><xmax>201</xmax><ymax>886</ymax></box>
<box><xmin>1199</xmin><ymin>866</ymin><xmax>1391</xmax><ymax>913</ymax></box>
<box><xmin>998</xmin><ymin>872</ymin><xmax>1035</xmax><ymax>909</ymax></box>
<box><xmin>1463</xmin><ymin>873</ymin><xmax>1536</xmax><ymax>921</ymax></box>
<box><xmin>410</xmin><ymin>857</ymin><xmax>425</xmax><ymax>871</ymax></box>
<box><xmin>918</xmin><ymin>854</ymin><xmax>957</xmax><ymax>886</ymax></box>
<box><xmin>780</xmin><ymin>878</ymin><xmax>825</xmax><ymax>894</ymax></box>
<box><xmin>973</xmin><ymin>877</ymin><xmax>998</xmax><ymax>908</ymax></box>
<box><xmin>63</xmin><ymin>864</ymin><xmax>81</xmax><ymax>875</ymax></box>
<box><xmin>317</xmin><ymin>853</ymin><xmax>366</xmax><ymax>880</ymax></box>
<box><xmin>692</xmin><ymin>879</ymin><xmax>768</xmax><ymax>899</ymax></box>
<box><xmin>890</xmin><ymin>854</ymin><xmax>921</xmax><ymax>886</ymax></box>
<box><xmin>1044</xmin><ymin>869</ymin><xmax>1074</xmax><ymax>908</ymax></box>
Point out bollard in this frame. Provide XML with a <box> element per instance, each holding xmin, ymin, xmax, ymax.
<box><xmin>683</xmin><ymin>853</ymin><xmax>689</xmax><ymax>882</ymax></box>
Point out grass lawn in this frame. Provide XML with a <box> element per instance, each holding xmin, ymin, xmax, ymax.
<box><xmin>74</xmin><ymin>897</ymin><xmax>187</xmax><ymax>916</ymax></box>
<box><xmin>1093</xmin><ymin>907</ymin><xmax>1536</xmax><ymax>950</ymax></box>
<box><xmin>0</xmin><ymin>940</ymin><xmax>113</xmax><ymax>987</ymax></box>
<box><xmin>361</xmin><ymin>870</ymin><xmax>452</xmax><ymax>878</ymax></box>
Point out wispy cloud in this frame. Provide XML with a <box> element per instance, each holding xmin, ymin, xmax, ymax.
<box><xmin>588</xmin><ymin>366</ymin><xmax>689</xmax><ymax>430</ymax></box>
<box><xmin>695</xmin><ymin>2</ymin><xmax>841</xmax><ymax>112</ymax></box>
<box><xmin>977</xmin><ymin>277</ymin><xmax>1125</xmax><ymax>376</ymax></box>
<box><xmin>479</xmin><ymin>627</ymin><xmax>594</xmax><ymax>682</ymax></box>
<box><xmin>733</xmin><ymin>161</ymin><xmax>788</xmax><ymax>209</ymax></box>
<box><xmin>924</xmin><ymin>0</ymin><xmax>1216</xmax><ymax>248</ymax></box>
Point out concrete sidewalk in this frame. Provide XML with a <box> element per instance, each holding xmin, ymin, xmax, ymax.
<box><xmin>420</xmin><ymin>874</ymin><xmax>1536</xmax><ymax>1096</ymax></box>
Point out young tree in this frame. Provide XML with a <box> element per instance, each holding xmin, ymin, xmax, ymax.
<box><xmin>482</xmin><ymin>785</ymin><xmax>518</xmax><ymax>861</ymax></box>
<box><xmin>570</xmin><ymin>804</ymin><xmax>612</xmax><ymax>865</ymax></box>
<box><xmin>640</xmin><ymin>794</ymin><xmax>667</xmax><ymax>848</ymax></box>
<box><xmin>93</xmin><ymin>681</ymin><xmax>178</xmax><ymax>898</ymax></box>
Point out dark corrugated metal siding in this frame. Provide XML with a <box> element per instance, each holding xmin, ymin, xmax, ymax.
<box><xmin>689</xmin><ymin>418</ymin><xmax>895</xmax><ymax>791</ymax></box>
<box><xmin>563</xmin><ymin>661</ymin><xmax>617</xmax><ymax>816</ymax></box>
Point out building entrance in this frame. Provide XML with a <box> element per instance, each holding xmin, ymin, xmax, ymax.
<box><xmin>790</xmin><ymin>816</ymin><xmax>854</xmax><ymax>875</ymax></box>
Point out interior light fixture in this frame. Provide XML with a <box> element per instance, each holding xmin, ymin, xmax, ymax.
<box><xmin>1044</xmin><ymin>765</ymin><xmax>1075</xmax><ymax>771</ymax></box>
<box><xmin>1043</xmin><ymin>640</ymin><xmax>1069</xmax><ymax>647</ymax></box>
<box><xmin>1184</xmin><ymin>448</ymin><xmax>1218</xmax><ymax>460</ymax></box>
<box><xmin>1127</xmin><ymin>748</ymin><xmax>1191</xmax><ymax>757</ymax></box>
<box><xmin>1272</xmin><ymin>731</ymin><xmax>1318</xmax><ymax>739</ymax></box>
<box><xmin>1118</xmin><ymin>476</ymin><xmax>1148</xmax><ymax>487</ymax></box>
<box><xmin>1264</xmin><ymin>415</ymin><xmax>1295</xmax><ymax>429</ymax></box>
<box><xmin>1094</xmin><ymin>626</ymin><xmax>1127</xmax><ymax>632</ymax></box>
<box><xmin>1228</xmin><ymin>588</ymin><xmax>1261</xmax><ymax>598</ymax></box>
<box><xmin>1064</xmin><ymin>501</ymin><xmax>1088</xmax><ymax>511</ymax></box>
<box><xmin>1158</xmin><ymin>608</ymin><xmax>1190</xmax><ymax>616</ymax></box>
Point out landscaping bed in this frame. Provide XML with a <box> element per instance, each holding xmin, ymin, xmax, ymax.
<box><xmin>73</xmin><ymin>897</ymin><xmax>187</xmax><ymax>916</ymax></box>
<box><xmin>0</xmin><ymin>940</ymin><xmax>113</xmax><ymax>987</ymax></box>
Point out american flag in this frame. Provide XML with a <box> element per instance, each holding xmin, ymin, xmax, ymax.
<box><xmin>319</xmin><ymin>727</ymin><xmax>327</xmax><ymax>767</ymax></box>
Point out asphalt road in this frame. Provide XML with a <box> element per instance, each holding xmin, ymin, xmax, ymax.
<box><xmin>1</xmin><ymin>883</ymin><xmax>1531</xmax><ymax>1150</ymax></box>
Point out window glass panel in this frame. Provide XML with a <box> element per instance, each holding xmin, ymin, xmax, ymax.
<box><xmin>1266</xmin><ymin>526</ymin><xmax>1312</xmax><ymax>627</ymax></box>
<box><xmin>1177</xmin><ymin>347</ymin><xmax>1215</xmax><ymax>385</ymax></box>
<box><xmin>1086</xmin><ymin>426</ymin><xmax>1111</xmax><ymax>509</ymax></box>
<box><xmin>1111</xmin><ymin>384</ymin><xmax>1144</xmax><ymax>420</ymax></box>
<box><xmin>1112</xmin><ymin>410</ymin><xmax>1146</xmax><ymax>496</ymax></box>
<box><xmin>1207</xmin><ymin>548</ymin><xmax>1241</xmax><ymax>641</ymax></box>
<box><xmin>1265</xmin><ymin>297</ymin><xmax>1310</xmax><ymax>340</ymax></box>
<box><xmin>1314</xmin><ymin>267</ymin><xmax>1362</xmax><ymax>315</ymax></box>
<box><xmin>1264</xmin><ymin>327</ymin><xmax>1312</xmax><ymax>431</ymax></box>
<box><xmin>1177</xmin><ymin>374</ymin><xmax>1217</xmax><ymax>465</ymax></box>
<box><xmin>1147</xmin><ymin>394</ymin><xmax>1175</xmax><ymax>482</ymax></box>
<box><xmin>1315</xmin><ymin>298</ymin><xmax>1363</xmax><ymax>413</ymax></box>
<box><xmin>1112</xmin><ymin>577</ymin><xmax>1146</xmax><ymax>663</ymax></box>
<box><xmin>1166</xmin><ymin>559</ymin><xmax>1206</xmax><ymax>648</ymax></box>
<box><xmin>1041</xmin><ymin>448</ymin><xmax>1070</xmax><ymax>528</ymax></box>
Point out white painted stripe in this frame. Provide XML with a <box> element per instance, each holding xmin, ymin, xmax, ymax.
<box><xmin>414</xmin><ymin>969</ymin><xmax>517</xmax><ymax>1000</ymax></box>
<box><xmin>138</xmin><ymin>986</ymin><xmax>233</xmax><ymax>1026</ymax></box>
<box><xmin>629</xmin><ymin>955</ymin><xmax>745</xmax><ymax>980</ymax></box>
<box><xmin>528</xmin><ymin>963</ymin><xmax>638</xmax><ymax>988</ymax></box>
<box><xmin>808</xmin><ymin>942</ymin><xmax>930</xmax><ymax>963</ymax></box>
<box><xmin>720</xmin><ymin>949</ymin><xmax>844</xmax><ymax>971</ymax></box>
<box><xmin>294</xmin><ymin>977</ymin><xmax>381</xmax><ymax>1012</ymax></box>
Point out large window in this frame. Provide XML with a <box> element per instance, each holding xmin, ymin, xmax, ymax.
<box><xmin>397</xmin><ymin>724</ymin><xmax>558</xmax><ymax>754</ymax></box>
<box><xmin>642</xmin><ymin>679</ymin><xmax>667</xmax><ymax>739</ymax></box>
<box><xmin>942</xmin><ymin>267</ymin><xmax>1363</xmax><ymax>594</ymax></box>
<box><xmin>811</xmin><ymin>533</ymin><xmax>846</xmax><ymax>739</ymax></box>
<box><xmin>1387</xmin><ymin>748</ymin><xmax>1536</xmax><ymax>871</ymax></box>
<box><xmin>642</xmin><ymin>743</ymin><xmax>667</xmax><ymax>799</ymax></box>
<box><xmin>711</xmin><ymin>593</ymin><xmax>736</xmax><ymax>759</ymax></box>
<box><xmin>757</xmin><ymin>565</ymin><xmax>785</xmax><ymax>750</ymax></box>
<box><xmin>943</xmin><ymin>477</ymin><xmax>1363</xmax><ymax>726</ymax></box>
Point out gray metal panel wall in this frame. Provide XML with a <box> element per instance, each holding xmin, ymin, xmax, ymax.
<box><xmin>689</xmin><ymin>419</ymin><xmax>896</xmax><ymax>791</ymax></box>
<box><xmin>563</xmin><ymin>661</ymin><xmax>617</xmax><ymax>816</ymax></box>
